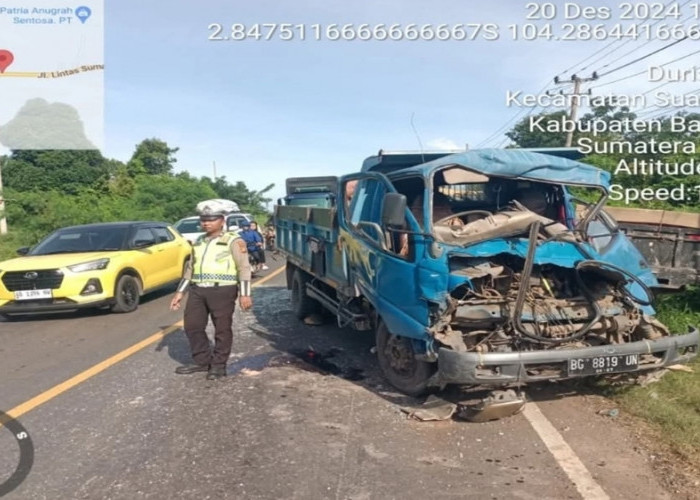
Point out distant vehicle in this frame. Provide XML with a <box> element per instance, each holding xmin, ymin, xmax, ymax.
<box><xmin>0</xmin><ymin>221</ymin><xmax>192</xmax><ymax>317</ymax></box>
<box><xmin>234</xmin><ymin>213</ymin><xmax>254</xmax><ymax>225</ymax></box>
<box><xmin>174</xmin><ymin>213</ymin><xmax>251</xmax><ymax>243</ymax></box>
<box><xmin>173</xmin><ymin>217</ymin><xmax>204</xmax><ymax>243</ymax></box>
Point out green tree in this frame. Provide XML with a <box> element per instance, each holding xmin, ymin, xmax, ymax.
<box><xmin>127</xmin><ymin>138</ymin><xmax>179</xmax><ymax>176</ymax></box>
<box><xmin>130</xmin><ymin>174</ymin><xmax>218</xmax><ymax>221</ymax></box>
<box><xmin>0</xmin><ymin>138</ymin><xmax>276</xmax><ymax>253</ymax></box>
<box><xmin>505</xmin><ymin>104</ymin><xmax>700</xmax><ymax>211</ymax></box>
<box><xmin>506</xmin><ymin>111</ymin><xmax>569</xmax><ymax>147</ymax></box>
<box><xmin>3</xmin><ymin>149</ymin><xmax>114</xmax><ymax>194</ymax></box>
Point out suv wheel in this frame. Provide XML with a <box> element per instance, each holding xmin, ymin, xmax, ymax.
<box><xmin>111</xmin><ymin>275</ymin><xmax>141</xmax><ymax>313</ymax></box>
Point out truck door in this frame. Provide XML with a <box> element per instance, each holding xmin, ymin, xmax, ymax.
<box><xmin>338</xmin><ymin>174</ymin><xmax>429</xmax><ymax>339</ymax></box>
<box><xmin>574</xmin><ymin>200</ymin><xmax>657</xmax><ymax>301</ymax></box>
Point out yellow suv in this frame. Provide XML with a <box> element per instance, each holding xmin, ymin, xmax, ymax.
<box><xmin>0</xmin><ymin>221</ymin><xmax>191</xmax><ymax>317</ymax></box>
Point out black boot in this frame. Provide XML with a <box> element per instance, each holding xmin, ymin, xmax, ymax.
<box><xmin>206</xmin><ymin>365</ymin><xmax>227</xmax><ymax>380</ymax></box>
<box><xmin>175</xmin><ymin>364</ymin><xmax>209</xmax><ymax>374</ymax></box>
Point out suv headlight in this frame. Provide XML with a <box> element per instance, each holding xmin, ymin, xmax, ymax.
<box><xmin>68</xmin><ymin>258</ymin><xmax>110</xmax><ymax>273</ymax></box>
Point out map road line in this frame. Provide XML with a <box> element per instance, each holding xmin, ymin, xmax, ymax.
<box><xmin>0</xmin><ymin>72</ymin><xmax>40</xmax><ymax>78</ymax></box>
<box><xmin>523</xmin><ymin>402</ymin><xmax>610</xmax><ymax>500</ymax></box>
<box><xmin>0</xmin><ymin>67</ymin><xmax>104</xmax><ymax>79</ymax></box>
<box><xmin>1</xmin><ymin>265</ymin><xmax>285</xmax><ymax>426</ymax></box>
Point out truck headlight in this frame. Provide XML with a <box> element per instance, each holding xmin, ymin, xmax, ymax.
<box><xmin>68</xmin><ymin>258</ymin><xmax>110</xmax><ymax>273</ymax></box>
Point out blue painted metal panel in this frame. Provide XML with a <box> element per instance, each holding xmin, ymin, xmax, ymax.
<box><xmin>365</xmin><ymin>149</ymin><xmax>611</xmax><ymax>189</ymax></box>
<box><xmin>278</xmin><ymin>150</ymin><xmax>663</xmax><ymax>345</ymax></box>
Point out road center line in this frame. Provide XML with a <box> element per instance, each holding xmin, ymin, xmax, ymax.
<box><xmin>3</xmin><ymin>265</ymin><xmax>286</xmax><ymax>424</ymax></box>
<box><xmin>2</xmin><ymin>265</ymin><xmax>612</xmax><ymax>500</ymax></box>
<box><xmin>253</xmin><ymin>265</ymin><xmax>285</xmax><ymax>286</ymax></box>
<box><xmin>523</xmin><ymin>402</ymin><xmax>610</xmax><ymax>500</ymax></box>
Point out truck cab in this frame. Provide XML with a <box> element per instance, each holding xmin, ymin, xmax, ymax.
<box><xmin>275</xmin><ymin>149</ymin><xmax>699</xmax><ymax>396</ymax></box>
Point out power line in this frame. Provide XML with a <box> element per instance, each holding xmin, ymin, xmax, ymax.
<box><xmin>578</xmin><ymin>39</ymin><xmax>635</xmax><ymax>73</ymax></box>
<box><xmin>474</xmin><ymin>80</ymin><xmax>551</xmax><ymax>148</ymax></box>
<box><xmin>591</xmin><ymin>1</ymin><xmax>693</xmax><ymax>66</ymax></box>
<box><xmin>641</xmin><ymin>79</ymin><xmax>678</xmax><ymax>97</ymax></box>
<box><xmin>477</xmin><ymin>82</ymin><xmax>576</xmax><ymax>148</ymax></box>
<box><xmin>633</xmin><ymin>86</ymin><xmax>700</xmax><ymax>117</ymax></box>
<box><xmin>556</xmin><ymin>39</ymin><xmax>620</xmax><ymax>78</ymax></box>
<box><xmin>556</xmin><ymin>0</ymin><xmax>689</xmax><ymax>77</ymax></box>
<box><xmin>597</xmin><ymin>32</ymin><xmax>696</xmax><ymax>78</ymax></box>
<box><xmin>594</xmin><ymin>47</ymin><xmax>700</xmax><ymax>88</ymax></box>
<box><xmin>479</xmin><ymin>0</ymin><xmax>694</xmax><ymax>149</ymax></box>
<box><xmin>591</xmin><ymin>10</ymin><xmax>696</xmax><ymax>73</ymax></box>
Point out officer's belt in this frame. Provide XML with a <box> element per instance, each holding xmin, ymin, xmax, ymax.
<box><xmin>191</xmin><ymin>282</ymin><xmax>237</xmax><ymax>288</ymax></box>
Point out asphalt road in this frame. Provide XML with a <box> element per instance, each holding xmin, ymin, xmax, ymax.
<box><xmin>0</xmin><ymin>257</ymin><xmax>684</xmax><ymax>499</ymax></box>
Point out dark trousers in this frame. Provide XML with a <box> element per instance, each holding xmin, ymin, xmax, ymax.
<box><xmin>250</xmin><ymin>248</ymin><xmax>266</xmax><ymax>264</ymax></box>
<box><xmin>183</xmin><ymin>285</ymin><xmax>238</xmax><ymax>367</ymax></box>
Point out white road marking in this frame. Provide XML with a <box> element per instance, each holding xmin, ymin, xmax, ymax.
<box><xmin>523</xmin><ymin>403</ymin><xmax>610</xmax><ymax>500</ymax></box>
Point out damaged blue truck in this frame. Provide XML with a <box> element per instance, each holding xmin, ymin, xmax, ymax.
<box><xmin>275</xmin><ymin>149</ymin><xmax>699</xmax><ymax>398</ymax></box>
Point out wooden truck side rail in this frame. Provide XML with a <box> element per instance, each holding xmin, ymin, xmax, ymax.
<box><xmin>606</xmin><ymin>206</ymin><xmax>700</xmax><ymax>289</ymax></box>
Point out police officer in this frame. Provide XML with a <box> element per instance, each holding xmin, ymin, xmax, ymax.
<box><xmin>169</xmin><ymin>202</ymin><xmax>253</xmax><ymax>380</ymax></box>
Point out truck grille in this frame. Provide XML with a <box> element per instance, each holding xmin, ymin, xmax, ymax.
<box><xmin>2</xmin><ymin>270</ymin><xmax>64</xmax><ymax>291</ymax></box>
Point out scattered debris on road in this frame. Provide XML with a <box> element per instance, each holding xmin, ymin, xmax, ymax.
<box><xmin>457</xmin><ymin>389</ymin><xmax>527</xmax><ymax>423</ymax></box>
<box><xmin>598</xmin><ymin>408</ymin><xmax>620</xmax><ymax>418</ymax></box>
<box><xmin>226</xmin><ymin>347</ymin><xmax>365</xmax><ymax>381</ymax></box>
<box><xmin>401</xmin><ymin>395</ymin><xmax>457</xmax><ymax>421</ymax></box>
<box><xmin>667</xmin><ymin>364</ymin><xmax>694</xmax><ymax>373</ymax></box>
<box><xmin>401</xmin><ymin>389</ymin><xmax>527</xmax><ymax>423</ymax></box>
<box><xmin>302</xmin><ymin>313</ymin><xmax>324</xmax><ymax>326</ymax></box>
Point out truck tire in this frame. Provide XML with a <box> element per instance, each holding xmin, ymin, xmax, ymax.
<box><xmin>375</xmin><ymin>321</ymin><xmax>435</xmax><ymax>397</ymax></box>
<box><xmin>291</xmin><ymin>270</ymin><xmax>319</xmax><ymax>320</ymax></box>
<box><xmin>111</xmin><ymin>275</ymin><xmax>141</xmax><ymax>313</ymax></box>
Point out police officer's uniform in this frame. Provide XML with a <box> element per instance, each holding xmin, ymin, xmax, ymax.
<box><xmin>174</xmin><ymin>203</ymin><xmax>252</xmax><ymax>379</ymax></box>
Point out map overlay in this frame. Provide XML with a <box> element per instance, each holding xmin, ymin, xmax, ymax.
<box><xmin>0</xmin><ymin>1</ymin><xmax>104</xmax><ymax>150</ymax></box>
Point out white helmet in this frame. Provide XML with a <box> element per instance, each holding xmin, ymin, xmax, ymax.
<box><xmin>196</xmin><ymin>199</ymin><xmax>239</xmax><ymax>218</ymax></box>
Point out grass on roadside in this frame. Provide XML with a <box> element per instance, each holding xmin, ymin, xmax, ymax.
<box><xmin>601</xmin><ymin>287</ymin><xmax>700</xmax><ymax>465</ymax></box>
<box><xmin>0</xmin><ymin>230</ymin><xmax>36</xmax><ymax>262</ymax></box>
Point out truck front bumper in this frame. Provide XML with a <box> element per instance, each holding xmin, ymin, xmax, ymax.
<box><xmin>438</xmin><ymin>328</ymin><xmax>699</xmax><ymax>386</ymax></box>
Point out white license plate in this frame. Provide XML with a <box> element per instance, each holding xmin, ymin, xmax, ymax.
<box><xmin>14</xmin><ymin>289</ymin><xmax>52</xmax><ymax>301</ymax></box>
<box><xmin>568</xmin><ymin>354</ymin><xmax>639</xmax><ymax>376</ymax></box>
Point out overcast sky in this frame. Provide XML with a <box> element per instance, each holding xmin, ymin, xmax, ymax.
<box><xmin>102</xmin><ymin>0</ymin><xmax>700</xmax><ymax>203</ymax></box>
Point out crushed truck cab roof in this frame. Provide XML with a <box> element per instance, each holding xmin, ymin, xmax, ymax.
<box><xmin>363</xmin><ymin>148</ymin><xmax>611</xmax><ymax>189</ymax></box>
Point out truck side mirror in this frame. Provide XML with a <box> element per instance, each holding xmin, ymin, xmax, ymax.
<box><xmin>382</xmin><ymin>193</ymin><xmax>407</xmax><ymax>227</ymax></box>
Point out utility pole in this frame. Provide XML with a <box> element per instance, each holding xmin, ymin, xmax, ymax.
<box><xmin>0</xmin><ymin>156</ymin><xmax>7</xmax><ymax>235</ymax></box>
<box><xmin>553</xmin><ymin>73</ymin><xmax>598</xmax><ymax>147</ymax></box>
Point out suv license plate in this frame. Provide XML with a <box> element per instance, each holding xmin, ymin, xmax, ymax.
<box><xmin>14</xmin><ymin>289</ymin><xmax>52</xmax><ymax>301</ymax></box>
<box><xmin>568</xmin><ymin>354</ymin><xmax>639</xmax><ymax>376</ymax></box>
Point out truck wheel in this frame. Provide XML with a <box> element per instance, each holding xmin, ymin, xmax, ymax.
<box><xmin>291</xmin><ymin>270</ymin><xmax>319</xmax><ymax>320</ymax></box>
<box><xmin>111</xmin><ymin>275</ymin><xmax>141</xmax><ymax>313</ymax></box>
<box><xmin>375</xmin><ymin>322</ymin><xmax>434</xmax><ymax>397</ymax></box>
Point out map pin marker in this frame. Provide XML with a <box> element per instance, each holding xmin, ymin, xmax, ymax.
<box><xmin>75</xmin><ymin>6</ymin><xmax>92</xmax><ymax>24</ymax></box>
<box><xmin>0</xmin><ymin>50</ymin><xmax>14</xmax><ymax>73</ymax></box>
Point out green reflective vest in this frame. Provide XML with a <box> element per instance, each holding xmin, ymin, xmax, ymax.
<box><xmin>191</xmin><ymin>232</ymin><xmax>238</xmax><ymax>285</ymax></box>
